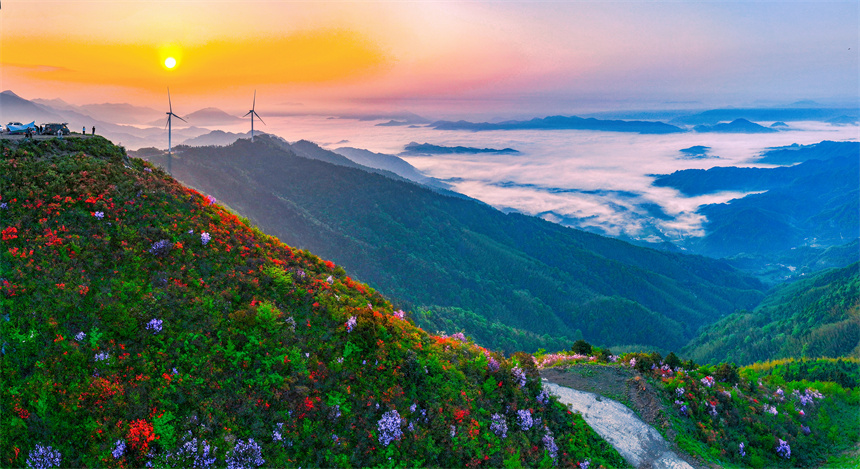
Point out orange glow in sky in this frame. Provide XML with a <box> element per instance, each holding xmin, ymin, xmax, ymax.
<box><xmin>1</xmin><ymin>1</ymin><xmax>856</xmax><ymax>116</ymax></box>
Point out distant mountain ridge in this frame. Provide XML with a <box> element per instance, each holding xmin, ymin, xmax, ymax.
<box><xmin>401</xmin><ymin>142</ymin><xmax>519</xmax><ymax>155</ymax></box>
<box><xmin>430</xmin><ymin>115</ymin><xmax>686</xmax><ymax>134</ymax></box>
<box><xmin>693</xmin><ymin>118</ymin><xmax>778</xmax><ymax>133</ymax></box>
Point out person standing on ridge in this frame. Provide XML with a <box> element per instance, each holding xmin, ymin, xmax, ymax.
<box><xmin>83</xmin><ymin>126</ymin><xmax>86</xmax><ymax>135</ymax></box>
<box><xmin>92</xmin><ymin>126</ymin><xmax>96</xmax><ymax>136</ymax></box>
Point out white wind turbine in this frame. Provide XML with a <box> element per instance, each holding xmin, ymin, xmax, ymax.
<box><xmin>243</xmin><ymin>90</ymin><xmax>265</xmax><ymax>142</ymax></box>
<box><xmin>164</xmin><ymin>88</ymin><xmax>186</xmax><ymax>174</ymax></box>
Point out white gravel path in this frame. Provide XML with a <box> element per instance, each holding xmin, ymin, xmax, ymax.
<box><xmin>543</xmin><ymin>380</ymin><xmax>695</xmax><ymax>469</ymax></box>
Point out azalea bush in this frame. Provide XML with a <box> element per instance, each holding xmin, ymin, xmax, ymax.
<box><xmin>622</xmin><ymin>353</ymin><xmax>860</xmax><ymax>468</ymax></box>
<box><xmin>0</xmin><ymin>138</ymin><xmax>627</xmax><ymax>468</ymax></box>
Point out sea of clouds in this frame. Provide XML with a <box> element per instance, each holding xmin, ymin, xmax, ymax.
<box><xmin>205</xmin><ymin>117</ymin><xmax>860</xmax><ymax>243</ymax></box>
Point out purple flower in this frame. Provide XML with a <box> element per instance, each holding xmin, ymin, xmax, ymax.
<box><xmin>112</xmin><ymin>440</ymin><xmax>126</xmax><ymax>459</ymax></box>
<box><xmin>146</xmin><ymin>318</ymin><xmax>163</xmax><ymax>334</ymax></box>
<box><xmin>25</xmin><ymin>444</ymin><xmax>62</xmax><ymax>469</ymax></box>
<box><xmin>94</xmin><ymin>351</ymin><xmax>109</xmax><ymax>361</ymax></box>
<box><xmin>517</xmin><ymin>409</ymin><xmax>534</xmax><ymax>431</ymax></box>
<box><xmin>93</xmin><ymin>211</ymin><xmax>104</xmax><ymax>220</ymax></box>
<box><xmin>346</xmin><ymin>316</ymin><xmax>357</xmax><ymax>333</ymax></box>
<box><xmin>449</xmin><ymin>332</ymin><xmax>467</xmax><ymax>342</ymax></box>
<box><xmin>0</xmin><ymin>202</ymin><xmax>7</xmax><ymax>209</ymax></box>
<box><xmin>226</xmin><ymin>438</ymin><xmax>265</xmax><ymax>468</ymax></box>
<box><xmin>326</xmin><ymin>275</ymin><xmax>334</xmax><ymax>285</ymax></box>
<box><xmin>675</xmin><ymin>387</ymin><xmax>686</xmax><ymax>397</ymax></box>
<box><xmin>171</xmin><ymin>436</ymin><xmax>217</xmax><ymax>468</ymax></box>
<box><xmin>200</xmin><ymin>232</ymin><xmax>211</xmax><ymax>245</ymax></box>
<box><xmin>542</xmin><ymin>431</ymin><xmax>558</xmax><ymax>462</ymax></box>
<box><xmin>700</xmin><ymin>376</ymin><xmax>715</xmax><ymax>388</ymax></box>
<box><xmin>74</xmin><ymin>331</ymin><xmax>86</xmax><ymax>342</ymax></box>
<box><xmin>512</xmin><ymin>366</ymin><xmax>527</xmax><ymax>388</ymax></box>
<box><xmin>776</xmin><ymin>439</ymin><xmax>791</xmax><ymax>459</ymax></box>
<box><xmin>487</xmin><ymin>356</ymin><xmax>500</xmax><ymax>373</ymax></box>
<box><xmin>739</xmin><ymin>442</ymin><xmax>746</xmax><ymax>457</ymax></box>
<box><xmin>536</xmin><ymin>390</ymin><xmax>550</xmax><ymax>406</ymax></box>
<box><xmin>801</xmin><ymin>425</ymin><xmax>811</xmax><ymax>436</ymax></box>
<box><xmin>273</xmin><ymin>423</ymin><xmax>284</xmax><ymax>442</ymax></box>
<box><xmin>377</xmin><ymin>410</ymin><xmax>403</xmax><ymax>446</ymax></box>
<box><xmin>393</xmin><ymin>309</ymin><xmax>405</xmax><ymax>319</ymax></box>
<box><xmin>490</xmin><ymin>413</ymin><xmax>508</xmax><ymax>438</ymax></box>
<box><xmin>679</xmin><ymin>405</ymin><xmax>689</xmax><ymax>417</ymax></box>
<box><xmin>764</xmin><ymin>404</ymin><xmax>778</xmax><ymax>416</ymax></box>
<box><xmin>148</xmin><ymin>239</ymin><xmax>173</xmax><ymax>256</ymax></box>
<box><xmin>205</xmin><ymin>195</ymin><xmax>216</xmax><ymax>206</ymax></box>
<box><xmin>579</xmin><ymin>460</ymin><xmax>590</xmax><ymax>469</ymax></box>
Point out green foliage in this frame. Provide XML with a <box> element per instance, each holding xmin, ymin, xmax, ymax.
<box><xmin>571</xmin><ymin>339</ymin><xmax>593</xmax><ymax>355</ymax></box>
<box><xmin>684</xmin><ymin>263</ymin><xmax>860</xmax><ymax>365</ymax></box>
<box><xmin>617</xmin><ymin>352</ymin><xmax>860</xmax><ymax>468</ymax></box>
<box><xmin>0</xmin><ymin>138</ymin><xmax>626</xmax><ymax>468</ymax></box>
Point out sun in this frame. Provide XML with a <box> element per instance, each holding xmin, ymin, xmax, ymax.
<box><xmin>164</xmin><ymin>57</ymin><xmax>177</xmax><ymax>69</ymax></box>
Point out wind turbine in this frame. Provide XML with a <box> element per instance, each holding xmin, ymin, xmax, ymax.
<box><xmin>164</xmin><ymin>88</ymin><xmax>186</xmax><ymax>174</ymax></box>
<box><xmin>243</xmin><ymin>90</ymin><xmax>265</xmax><ymax>142</ymax></box>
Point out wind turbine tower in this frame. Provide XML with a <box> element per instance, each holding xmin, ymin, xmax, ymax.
<box><xmin>243</xmin><ymin>90</ymin><xmax>265</xmax><ymax>142</ymax></box>
<box><xmin>164</xmin><ymin>88</ymin><xmax>187</xmax><ymax>175</ymax></box>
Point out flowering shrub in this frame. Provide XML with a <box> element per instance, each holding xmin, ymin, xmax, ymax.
<box><xmin>517</xmin><ymin>409</ymin><xmax>534</xmax><ymax>431</ymax></box>
<box><xmin>512</xmin><ymin>366</ymin><xmax>527</xmax><ymax>388</ymax></box>
<box><xmin>776</xmin><ymin>439</ymin><xmax>791</xmax><ymax>459</ymax></box>
<box><xmin>377</xmin><ymin>410</ymin><xmax>403</xmax><ymax>446</ymax></box>
<box><xmin>225</xmin><ymin>439</ymin><xmax>265</xmax><ymax>469</ymax></box>
<box><xmin>146</xmin><ymin>318</ymin><xmax>163</xmax><ymax>334</ymax></box>
<box><xmin>490</xmin><ymin>413</ymin><xmax>508</xmax><ymax>438</ymax></box>
<box><xmin>25</xmin><ymin>444</ymin><xmax>62</xmax><ymax>469</ymax></box>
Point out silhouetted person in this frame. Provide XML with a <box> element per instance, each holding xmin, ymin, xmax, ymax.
<box><xmin>92</xmin><ymin>126</ymin><xmax>96</xmax><ymax>136</ymax></box>
<box><xmin>83</xmin><ymin>126</ymin><xmax>86</xmax><ymax>135</ymax></box>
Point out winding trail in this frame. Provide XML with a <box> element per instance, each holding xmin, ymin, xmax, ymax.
<box><xmin>543</xmin><ymin>380</ymin><xmax>694</xmax><ymax>469</ymax></box>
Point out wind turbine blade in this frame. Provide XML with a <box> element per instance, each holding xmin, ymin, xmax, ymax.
<box><xmin>168</xmin><ymin>87</ymin><xmax>173</xmax><ymax>113</ymax></box>
<box><xmin>164</xmin><ymin>116</ymin><xmax>170</xmax><ymax>130</ymax></box>
<box><xmin>252</xmin><ymin>90</ymin><xmax>256</xmax><ymax>111</ymax></box>
<box><xmin>253</xmin><ymin>111</ymin><xmax>266</xmax><ymax>125</ymax></box>
<box><xmin>243</xmin><ymin>111</ymin><xmax>253</xmax><ymax>117</ymax></box>
<box><xmin>174</xmin><ymin>114</ymin><xmax>188</xmax><ymax>123</ymax></box>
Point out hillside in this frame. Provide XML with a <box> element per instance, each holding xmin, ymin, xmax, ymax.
<box><xmin>682</xmin><ymin>262</ymin><xmax>860</xmax><ymax>366</ymax></box>
<box><xmin>0</xmin><ymin>137</ymin><xmax>626</xmax><ymax>468</ymax></box>
<box><xmin>138</xmin><ymin>136</ymin><xmax>765</xmax><ymax>353</ymax></box>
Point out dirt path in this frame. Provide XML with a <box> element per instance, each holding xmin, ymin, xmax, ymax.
<box><xmin>543</xmin><ymin>379</ymin><xmax>695</xmax><ymax>469</ymax></box>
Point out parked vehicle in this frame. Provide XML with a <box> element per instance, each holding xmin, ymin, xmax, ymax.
<box><xmin>6</xmin><ymin>122</ymin><xmax>36</xmax><ymax>135</ymax></box>
<box><xmin>43</xmin><ymin>123</ymin><xmax>71</xmax><ymax>136</ymax></box>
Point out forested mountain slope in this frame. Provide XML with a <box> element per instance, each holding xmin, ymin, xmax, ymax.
<box><xmin>140</xmin><ymin>136</ymin><xmax>764</xmax><ymax>352</ymax></box>
<box><xmin>683</xmin><ymin>262</ymin><xmax>860</xmax><ymax>365</ymax></box>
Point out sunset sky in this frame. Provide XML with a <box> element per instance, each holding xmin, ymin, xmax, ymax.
<box><xmin>2</xmin><ymin>0</ymin><xmax>858</xmax><ymax>117</ymax></box>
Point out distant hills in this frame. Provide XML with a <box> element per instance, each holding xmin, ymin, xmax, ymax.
<box><xmin>683</xmin><ymin>262</ymin><xmax>860</xmax><ymax>365</ymax></box>
<box><xmin>400</xmin><ymin>142</ymin><xmax>520</xmax><ymax>155</ymax></box>
<box><xmin>693</xmin><ymin>118</ymin><xmax>778</xmax><ymax>133</ymax></box>
<box><xmin>670</xmin><ymin>107</ymin><xmax>860</xmax><ymax>125</ymax></box>
<box><xmin>430</xmin><ymin>115</ymin><xmax>686</xmax><ymax>134</ymax></box>
<box><xmin>653</xmin><ymin>141</ymin><xmax>859</xmax><ymax>281</ymax></box>
<box><xmin>138</xmin><ymin>136</ymin><xmax>765</xmax><ymax>353</ymax></box>
<box><xmin>182</xmin><ymin>129</ymin><xmax>264</xmax><ymax>147</ymax></box>
<box><xmin>166</xmin><ymin>107</ymin><xmax>244</xmax><ymax>126</ymax></box>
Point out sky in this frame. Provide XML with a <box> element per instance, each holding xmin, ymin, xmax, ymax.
<box><xmin>1</xmin><ymin>0</ymin><xmax>858</xmax><ymax>118</ymax></box>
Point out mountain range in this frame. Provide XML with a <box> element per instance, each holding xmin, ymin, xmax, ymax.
<box><xmin>430</xmin><ymin>115</ymin><xmax>686</xmax><ymax>134</ymax></box>
<box><xmin>652</xmin><ymin>141</ymin><xmax>859</xmax><ymax>281</ymax></box>
<box><xmin>135</xmin><ymin>135</ymin><xmax>765</xmax><ymax>353</ymax></box>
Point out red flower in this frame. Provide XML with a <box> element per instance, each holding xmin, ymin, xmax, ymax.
<box><xmin>1</xmin><ymin>226</ymin><xmax>17</xmax><ymax>241</ymax></box>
